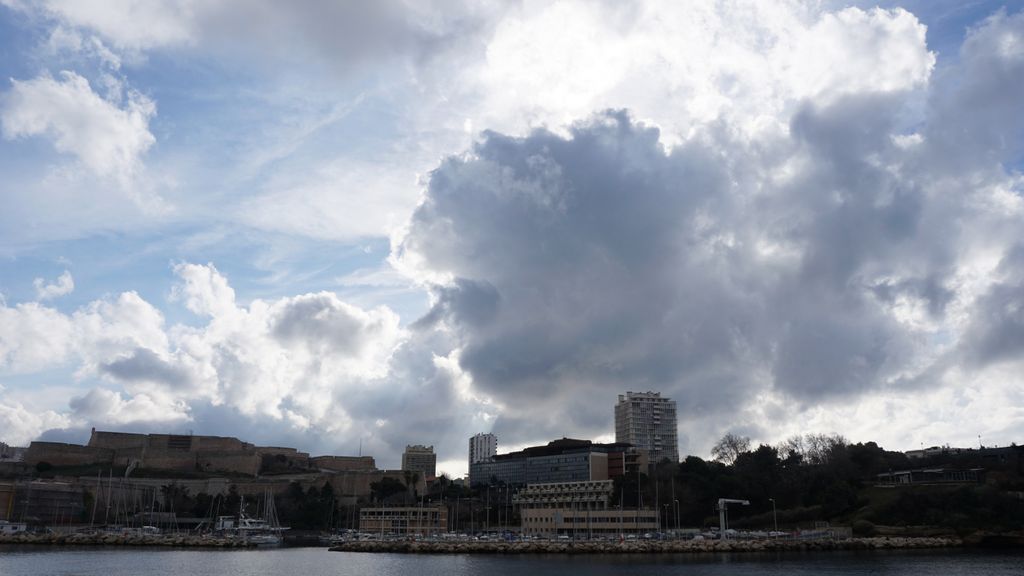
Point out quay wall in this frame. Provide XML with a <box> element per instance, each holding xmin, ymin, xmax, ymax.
<box><xmin>329</xmin><ymin>536</ymin><xmax>962</xmax><ymax>555</ymax></box>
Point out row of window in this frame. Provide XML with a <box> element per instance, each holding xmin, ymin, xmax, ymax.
<box><xmin>524</xmin><ymin>516</ymin><xmax>658</xmax><ymax>524</ymax></box>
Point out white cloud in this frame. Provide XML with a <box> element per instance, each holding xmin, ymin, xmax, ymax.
<box><xmin>0</xmin><ymin>263</ymin><xmax>487</xmax><ymax>464</ymax></box>
<box><xmin>45</xmin><ymin>25</ymin><xmax>122</xmax><ymax>70</ymax></box>
<box><xmin>1</xmin><ymin>70</ymin><xmax>155</xmax><ymax>187</ymax></box>
<box><xmin>35</xmin><ymin>0</ymin><xmax>200</xmax><ymax>52</ymax></box>
<box><xmin>69</xmin><ymin>387</ymin><xmax>189</xmax><ymax>425</ymax></box>
<box><xmin>0</xmin><ymin>396</ymin><xmax>71</xmax><ymax>446</ymax></box>
<box><xmin>239</xmin><ymin>158</ymin><xmax>420</xmax><ymax>241</ymax></box>
<box><xmin>0</xmin><ymin>301</ymin><xmax>75</xmax><ymax>373</ymax></box>
<box><xmin>170</xmin><ymin>262</ymin><xmax>238</xmax><ymax>318</ymax></box>
<box><xmin>456</xmin><ymin>3</ymin><xmax>935</xmax><ymax>143</ymax></box>
<box><xmin>33</xmin><ymin>270</ymin><xmax>74</xmax><ymax>300</ymax></box>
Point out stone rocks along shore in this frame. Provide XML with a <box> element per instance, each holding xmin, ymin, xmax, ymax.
<box><xmin>329</xmin><ymin>536</ymin><xmax>961</xmax><ymax>555</ymax></box>
<box><xmin>0</xmin><ymin>532</ymin><xmax>254</xmax><ymax>548</ymax></box>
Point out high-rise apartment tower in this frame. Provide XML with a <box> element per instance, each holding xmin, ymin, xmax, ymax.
<box><xmin>468</xmin><ymin>433</ymin><xmax>497</xmax><ymax>466</ymax></box>
<box><xmin>614</xmin><ymin>391</ymin><xmax>679</xmax><ymax>464</ymax></box>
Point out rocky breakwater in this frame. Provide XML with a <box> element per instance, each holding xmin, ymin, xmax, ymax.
<box><xmin>0</xmin><ymin>531</ymin><xmax>253</xmax><ymax>548</ymax></box>
<box><xmin>330</xmin><ymin>536</ymin><xmax>961</xmax><ymax>555</ymax></box>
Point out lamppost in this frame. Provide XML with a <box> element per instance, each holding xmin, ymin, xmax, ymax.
<box><xmin>674</xmin><ymin>498</ymin><xmax>680</xmax><ymax>537</ymax></box>
<box><xmin>663</xmin><ymin>503</ymin><xmax>670</xmax><ymax>534</ymax></box>
<box><xmin>620</xmin><ymin>485</ymin><xmax>625</xmax><ymax>541</ymax></box>
<box><xmin>769</xmin><ymin>498</ymin><xmax>778</xmax><ymax>537</ymax></box>
<box><xmin>615</xmin><ymin>503</ymin><xmax>623</xmax><ymax>541</ymax></box>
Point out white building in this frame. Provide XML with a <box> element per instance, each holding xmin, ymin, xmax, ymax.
<box><xmin>614</xmin><ymin>391</ymin><xmax>679</xmax><ymax>464</ymax></box>
<box><xmin>468</xmin><ymin>433</ymin><xmax>497</xmax><ymax>466</ymax></box>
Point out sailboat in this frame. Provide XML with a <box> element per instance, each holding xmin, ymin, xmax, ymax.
<box><xmin>215</xmin><ymin>490</ymin><xmax>289</xmax><ymax>547</ymax></box>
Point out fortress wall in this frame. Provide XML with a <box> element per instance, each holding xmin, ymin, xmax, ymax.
<box><xmin>257</xmin><ymin>447</ymin><xmax>311</xmax><ymax>468</ymax></box>
<box><xmin>192</xmin><ymin>436</ymin><xmax>250</xmax><ymax>452</ymax></box>
<box><xmin>311</xmin><ymin>456</ymin><xmax>376</xmax><ymax>472</ymax></box>
<box><xmin>141</xmin><ymin>451</ymin><xmax>199</xmax><ymax>473</ymax></box>
<box><xmin>195</xmin><ymin>451</ymin><xmax>260</xmax><ymax>477</ymax></box>
<box><xmin>88</xmin><ymin>431</ymin><xmax>147</xmax><ymax>450</ymax></box>
<box><xmin>325</xmin><ymin>469</ymin><xmax>411</xmax><ymax>498</ymax></box>
<box><xmin>24</xmin><ymin>442</ymin><xmax>113</xmax><ymax>468</ymax></box>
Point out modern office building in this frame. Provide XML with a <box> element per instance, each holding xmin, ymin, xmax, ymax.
<box><xmin>401</xmin><ymin>445</ymin><xmax>437</xmax><ymax>479</ymax></box>
<box><xmin>615</xmin><ymin>391</ymin><xmax>679</xmax><ymax>464</ymax></box>
<box><xmin>468</xmin><ymin>438</ymin><xmax>644</xmax><ymax>487</ymax></box>
<box><xmin>469</xmin><ymin>433</ymin><xmax>497</xmax><ymax>466</ymax></box>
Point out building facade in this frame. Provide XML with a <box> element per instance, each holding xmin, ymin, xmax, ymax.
<box><xmin>401</xmin><ymin>445</ymin><xmax>437</xmax><ymax>479</ymax></box>
<box><xmin>359</xmin><ymin>506</ymin><xmax>448</xmax><ymax>535</ymax></box>
<box><xmin>514</xmin><ymin>480</ymin><xmax>659</xmax><ymax>537</ymax></box>
<box><xmin>468</xmin><ymin>438</ymin><xmax>641</xmax><ymax>487</ymax></box>
<box><xmin>614</xmin><ymin>391</ymin><xmax>679</xmax><ymax>464</ymax></box>
<box><xmin>469</xmin><ymin>433</ymin><xmax>497</xmax><ymax>466</ymax></box>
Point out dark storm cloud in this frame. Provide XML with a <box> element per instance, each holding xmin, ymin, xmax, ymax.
<box><xmin>100</xmin><ymin>347</ymin><xmax>191</xmax><ymax>389</ymax></box>
<box><xmin>271</xmin><ymin>293</ymin><xmax>376</xmax><ymax>355</ymax></box>
<box><xmin>962</xmin><ymin>245</ymin><xmax>1024</xmax><ymax>367</ymax></box>
<box><xmin>400</xmin><ymin>111</ymin><xmax>785</xmax><ymax>442</ymax></box>
<box><xmin>414</xmin><ymin>278</ymin><xmax>500</xmax><ymax>331</ymax></box>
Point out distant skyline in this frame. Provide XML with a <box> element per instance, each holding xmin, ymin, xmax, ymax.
<box><xmin>0</xmin><ymin>1</ymin><xmax>1022</xmax><ymax>479</ymax></box>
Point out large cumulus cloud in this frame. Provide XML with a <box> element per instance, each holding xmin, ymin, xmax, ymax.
<box><xmin>396</xmin><ymin>10</ymin><xmax>1024</xmax><ymax>454</ymax></box>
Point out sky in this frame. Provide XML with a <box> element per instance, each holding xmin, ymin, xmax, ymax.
<box><xmin>0</xmin><ymin>0</ymin><xmax>1022</xmax><ymax>478</ymax></box>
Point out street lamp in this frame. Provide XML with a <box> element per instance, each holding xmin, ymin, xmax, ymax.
<box><xmin>662</xmin><ymin>503</ymin><xmax>670</xmax><ymax>534</ymax></box>
<box><xmin>673</xmin><ymin>498</ymin><xmax>679</xmax><ymax>537</ymax></box>
<box><xmin>769</xmin><ymin>498</ymin><xmax>778</xmax><ymax>537</ymax></box>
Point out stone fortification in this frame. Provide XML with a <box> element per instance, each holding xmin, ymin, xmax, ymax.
<box><xmin>311</xmin><ymin>455</ymin><xmax>376</xmax><ymax>472</ymax></box>
<box><xmin>24</xmin><ymin>442</ymin><xmax>114</xmax><ymax>468</ymax></box>
<box><xmin>25</xmin><ymin>429</ymin><xmax>373</xmax><ymax>481</ymax></box>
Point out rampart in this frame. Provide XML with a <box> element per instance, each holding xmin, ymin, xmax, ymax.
<box><xmin>26</xmin><ymin>430</ymin><xmax>372</xmax><ymax>481</ymax></box>
<box><xmin>311</xmin><ymin>455</ymin><xmax>376</xmax><ymax>472</ymax></box>
<box><xmin>196</xmin><ymin>450</ymin><xmax>261</xmax><ymax>476</ymax></box>
<box><xmin>257</xmin><ymin>447</ymin><xmax>311</xmax><ymax>469</ymax></box>
<box><xmin>88</xmin><ymin>430</ymin><xmax>146</xmax><ymax>450</ymax></box>
<box><xmin>24</xmin><ymin>442</ymin><xmax>114</xmax><ymax>468</ymax></box>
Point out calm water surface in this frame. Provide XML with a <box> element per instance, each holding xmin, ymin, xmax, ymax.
<box><xmin>0</xmin><ymin>546</ymin><xmax>1020</xmax><ymax>576</ymax></box>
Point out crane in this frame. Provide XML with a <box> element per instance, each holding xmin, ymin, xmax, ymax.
<box><xmin>717</xmin><ymin>498</ymin><xmax>749</xmax><ymax>539</ymax></box>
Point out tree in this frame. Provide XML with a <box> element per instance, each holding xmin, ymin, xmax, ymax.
<box><xmin>160</xmin><ymin>482</ymin><xmax>194</xmax><ymax>515</ymax></box>
<box><xmin>370</xmin><ymin>477</ymin><xmax>407</xmax><ymax>504</ymax></box>
<box><xmin>403</xmin><ymin>470</ymin><xmax>421</xmax><ymax>501</ymax></box>
<box><xmin>779</xmin><ymin>433</ymin><xmax>847</xmax><ymax>465</ymax></box>
<box><xmin>712</xmin><ymin>433</ymin><xmax>751</xmax><ymax>465</ymax></box>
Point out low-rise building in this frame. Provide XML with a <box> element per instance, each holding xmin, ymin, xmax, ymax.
<box><xmin>359</xmin><ymin>506</ymin><xmax>448</xmax><ymax>536</ymax></box>
<box><xmin>514</xmin><ymin>480</ymin><xmax>658</xmax><ymax>538</ymax></box>
<box><xmin>876</xmin><ymin>468</ymin><xmax>984</xmax><ymax>486</ymax></box>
